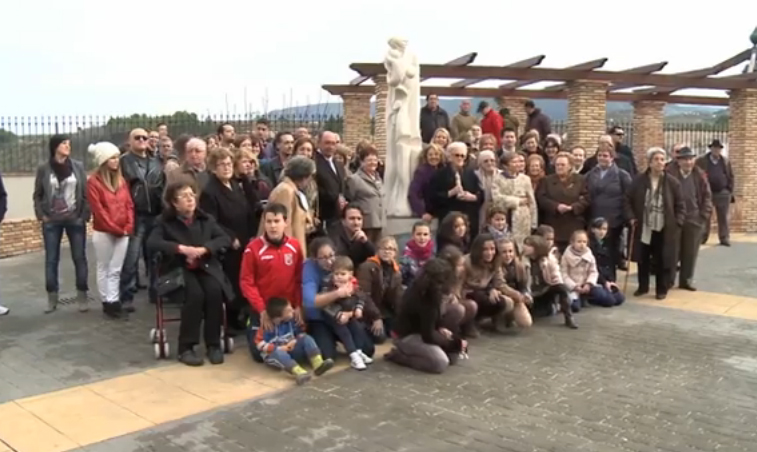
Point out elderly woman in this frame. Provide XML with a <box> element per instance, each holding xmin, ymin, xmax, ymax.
<box><xmin>491</xmin><ymin>151</ymin><xmax>537</xmax><ymax>248</ymax></box>
<box><xmin>585</xmin><ymin>143</ymin><xmax>632</xmax><ymax>278</ymax></box>
<box><xmin>474</xmin><ymin>150</ymin><xmax>501</xmax><ymax>233</ymax></box>
<box><xmin>526</xmin><ymin>153</ymin><xmax>546</xmax><ymax>191</ymax></box>
<box><xmin>570</xmin><ymin>146</ymin><xmax>587</xmax><ymax>174</ymax></box>
<box><xmin>427</xmin><ymin>142</ymin><xmax>483</xmax><ymax>239</ymax></box>
<box><xmin>536</xmin><ymin>152</ymin><xmax>590</xmax><ymax>252</ymax></box>
<box><xmin>147</xmin><ymin>179</ymin><xmax>233</xmax><ymax>366</ymax></box>
<box><xmin>200</xmin><ymin>148</ymin><xmax>256</xmax><ymax>332</ymax></box>
<box><xmin>261</xmin><ymin>156</ymin><xmax>317</xmax><ymax>256</ymax></box>
<box><xmin>345</xmin><ymin>144</ymin><xmax>385</xmax><ymax>243</ymax></box>
<box><xmin>292</xmin><ymin>137</ymin><xmax>320</xmax><ymax>233</ymax></box>
<box><xmin>408</xmin><ymin>143</ymin><xmax>445</xmax><ymax>221</ymax></box>
<box><xmin>625</xmin><ymin>147</ymin><xmax>685</xmax><ymax>300</ymax></box>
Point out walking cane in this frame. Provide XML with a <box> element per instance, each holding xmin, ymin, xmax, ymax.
<box><xmin>623</xmin><ymin>222</ymin><xmax>636</xmax><ymax>294</ymax></box>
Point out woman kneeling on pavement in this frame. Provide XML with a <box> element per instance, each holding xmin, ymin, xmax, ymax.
<box><xmin>386</xmin><ymin>257</ymin><xmax>468</xmax><ymax>374</ymax></box>
<box><xmin>302</xmin><ymin>237</ymin><xmax>376</xmax><ymax>361</ymax></box>
<box><xmin>147</xmin><ymin>179</ymin><xmax>234</xmax><ymax>366</ymax></box>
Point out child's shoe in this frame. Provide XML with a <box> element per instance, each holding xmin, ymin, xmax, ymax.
<box><xmin>310</xmin><ymin>355</ymin><xmax>335</xmax><ymax>376</ymax></box>
<box><xmin>291</xmin><ymin>365</ymin><xmax>312</xmax><ymax>385</ymax></box>
<box><xmin>349</xmin><ymin>351</ymin><xmax>367</xmax><ymax>371</ymax></box>
<box><xmin>357</xmin><ymin>350</ymin><xmax>373</xmax><ymax>365</ymax></box>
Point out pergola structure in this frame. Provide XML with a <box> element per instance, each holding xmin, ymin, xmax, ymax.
<box><xmin>323</xmin><ymin>41</ymin><xmax>757</xmax><ymax>232</ymax></box>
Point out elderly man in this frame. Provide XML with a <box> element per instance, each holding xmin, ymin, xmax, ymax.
<box><xmin>450</xmin><ymin>99</ymin><xmax>478</xmax><ymax>141</ymax></box>
<box><xmin>168</xmin><ymin>137</ymin><xmax>209</xmax><ymax>189</ymax></box>
<box><xmin>315</xmin><ymin>131</ymin><xmax>347</xmax><ymax>232</ymax></box>
<box><xmin>666</xmin><ymin>147</ymin><xmax>712</xmax><ymax>291</ymax></box>
<box><xmin>120</xmin><ymin>128</ymin><xmax>166</xmax><ymax>311</ymax></box>
<box><xmin>696</xmin><ymin>139</ymin><xmax>734</xmax><ymax>246</ymax></box>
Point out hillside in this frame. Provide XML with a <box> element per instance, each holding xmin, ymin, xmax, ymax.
<box><xmin>271</xmin><ymin>98</ymin><xmax>725</xmax><ymax>122</ymax></box>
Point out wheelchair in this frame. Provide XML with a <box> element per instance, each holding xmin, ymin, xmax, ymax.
<box><xmin>149</xmin><ymin>250</ymin><xmax>235</xmax><ymax>359</ymax></box>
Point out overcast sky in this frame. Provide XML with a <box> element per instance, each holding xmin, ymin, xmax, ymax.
<box><xmin>1</xmin><ymin>0</ymin><xmax>755</xmax><ymax>117</ymax></box>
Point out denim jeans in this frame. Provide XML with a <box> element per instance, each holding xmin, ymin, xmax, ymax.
<box><xmin>120</xmin><ymin>215</ymin><xmax>156</xmax><ymax>302</ymax></box>
<box><xmin>587</xmin><ymin>285</ymin><xmax>625</xmax><ymax>307</ymax></box>
<box><xmin>42</xmin><ymin>219</ymin><xmax>88</xmax><ymax>293</ymax></box>
<box><xmin>307</xmin><ymin>319</ymin><xmax>375</xmax><ymax>360</ymax></box>
<box><xmin>263</xmin><ymin>334</ymin><xmax>321</xmax><ymax>372</ymax></box>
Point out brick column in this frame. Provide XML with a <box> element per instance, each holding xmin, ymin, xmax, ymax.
<box><xmin>496</xmin><ymin>96</ymin><xmax>528</xmax><ymax>136</ymax></box>
<box><xmin>727</xmin><ymin>88</ymin><xmax>757</xmax><ymax>233</ymax></box>
<box><xmin>373</xmin><ymin>75</ymin><xmax>388</xmax><ymax>159</ymax></box>
<box><xmin>631</xmin><ymin>100</ymin><xmax>665</xmax><ymax>171</ymax></box>
<box><xmin>566</xmin><ymin>81</ymin><xmax>608</xmax><ymax>154</ymax></box>
<box><xmin>341</xmin><ymin>92</ymin><xmax>373</xmax><ymax>151</ymax></box>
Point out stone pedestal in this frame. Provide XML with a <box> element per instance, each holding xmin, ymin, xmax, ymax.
<box><xmin>341</xmin><ymin>92</ymin><xmax>373</xmax><ymax>151</ymax></box>
<box><xmin>631</xmin><ymin>100</ymin><xmax>666</xmax><ymax>171</ymax></box>
<box><xmin>727</xmin><ymin>88</ymin><xmax>757</xmax><ymax>232</ymax></box>
<box><xmin>566</xmin><ymin>81</ymin><xmax>608</xmax><ymax>154</ymax></box>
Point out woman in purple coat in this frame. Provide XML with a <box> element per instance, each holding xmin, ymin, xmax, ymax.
<box><xmin>408</xmin><ymin>144</ymin><xmax>445</xmax><ymax>221</ymax></box>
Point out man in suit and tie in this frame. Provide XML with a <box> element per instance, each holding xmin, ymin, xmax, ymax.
<box><xmin>315</xmin><ymin>131</ymin><xmax>347</xmax><ymax>233</ymax></box>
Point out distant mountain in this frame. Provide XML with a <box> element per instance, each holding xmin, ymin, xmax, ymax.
<box><xmin>270</xmin><ymin>98</ymin><xmax>724</xmax><ymax>121</ymax></box>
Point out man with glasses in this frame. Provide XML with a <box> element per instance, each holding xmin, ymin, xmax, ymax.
<box><xmin>608</xmin><ymin>125</ymin><xmax>637</xmax><ymax>175</ymax></box>
<box><xmin>120</xmin><ymin>128</ymin><xmax>165</xmax><ymax>311</ymax></box>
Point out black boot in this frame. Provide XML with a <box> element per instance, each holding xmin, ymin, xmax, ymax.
<box><xmin>103</xmin><ymin>302</ymin><xmax>126</xmax><ymax>320</ymax></box>
<box><xmin>559</xmin><ymin>296</ymin><xmax>578</xmax><ymax>330</ymax></box>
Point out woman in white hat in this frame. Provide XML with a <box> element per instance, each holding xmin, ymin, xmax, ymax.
<box><xmin>87</xmin><ymin>142</ymin><xmax>134</xmax><ymax>319</ymax></box>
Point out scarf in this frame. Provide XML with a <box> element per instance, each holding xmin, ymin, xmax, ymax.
<box><xmin>404</xmin><ymin>239</ymin><xmax>434</xmax><ymax>263</ymax></box>
<box><xmin>641</xmin><ymin>174</ymin><xmax>666</xmax><ymax>245</ymax></box>
<box><xmin>50</xmin><ymin>157</ymin><xmax>73</xmax><ymax>183</ymax></box>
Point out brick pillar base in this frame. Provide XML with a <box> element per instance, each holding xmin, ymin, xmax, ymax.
<box><xmin>631</xmin><ymin>100</ymin><xmax>665</xmax><ymax>171</ymax></box>
<box><xmin>496</xmin><ymin>97</ymin><xmax>528</xmax><ymax>136</ymax></box>
<box><xmin>341</xmin><ymin>92</ymin><xmax>373</xmax><ymax>151</ymax></box>
<box><xmin>727</xmin><ymin>88</ymin><xmax>757</xmax><ymax>233</ymax></box>
<box><xmin>566</xmin><ymin>81</ymin><xmax>608</xmax><ymax>153</ymax></box>
<box><xmin>373</xmin><ymin>75</ymin><xmax>388</xmax><ymax>159</ymax></box>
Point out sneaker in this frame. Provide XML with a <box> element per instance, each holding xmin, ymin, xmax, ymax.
<box><xmin>45</xmin><ymin>293</ymin><xmax>58</xmax><ymax>314</ymax></box>
<box><xmin>295</xmin><ymin>372</ymin><xmax>312</xmax><ymax>386</ymax></box>
<box><xmin>314</xmin><ymin>358</ymin><xmax>335</xmax><ymax>376</ymax></box>
<box><xmin>178</xmin><ymin>349</ymin><xmax>204</xmax><ymax>367</ymax></box>
<box><xmin>357</xmin><ymin>350</ymin><xmax>374</xmax><ymax>365</ymax></box>
<box><xmin>0</xmin><ymin>305</ymin><xmax>9</xmax><ymax>316</ymax></box>
<box><xmin>349</xmin><ymin>351</ymin><xmax>367</xmax><ymax>371</ymax></box>
<box><xmin>77</xmin><ymin>290</ymin><xmax>89</xmax><ymax>313</ymax></box>
<box><xmin>207</xmin><ymin>346</ymin><xmax>224</xmax><ymax>365</ymax></box>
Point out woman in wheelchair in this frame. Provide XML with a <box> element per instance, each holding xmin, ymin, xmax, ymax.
<box><xmin>147</xmin><ymin>178</ymin><xmax>235</xmax><ymax>367</ymax></box>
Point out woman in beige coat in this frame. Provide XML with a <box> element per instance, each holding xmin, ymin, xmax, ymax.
<box><xmin>258</xmin><ymin>156</ymin><xmax>316</xmax><ymax>256</ymax></box>
<box><xmin>491</xmin><ymin>151</ymin><xmax>537</xmax><ymax>249</ymax></box>
<box><xmin>345</xmin><ymin>145</ymin><xmax>385</xmax><ymax>243</ymax></box>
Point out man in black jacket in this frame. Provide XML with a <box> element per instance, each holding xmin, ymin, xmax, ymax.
<box><xmin>696</xmin><ymin>139</ymin><xmax>734</xmax><ymax>246</ymax></box>
<box><xmin>420</xmin><ymin>94</ymin><xmax>450</xmax><ymax>144</ymax></box>
<box><xmin>315</xmin><ymin>131</ymin><xmax>346</xmax><ymax>233</ymax></box>
<box><xmin>120</xmin><ymin>128</ymin><xmax>166</xmax><ymax>311</ymax></box>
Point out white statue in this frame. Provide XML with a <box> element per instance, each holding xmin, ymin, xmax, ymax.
<box><xmin>383</xmin><ymin>37</ymin><xmax>422</xmax><ymax>218</ymax></box>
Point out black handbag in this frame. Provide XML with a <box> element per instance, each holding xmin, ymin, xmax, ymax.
<box><xmin>156</xmin><ymin>267</ymin><xmax>185</xmax><ymax>297</ymax></box>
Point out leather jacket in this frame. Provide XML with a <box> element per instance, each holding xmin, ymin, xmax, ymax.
<box><xmin>120</xmin><ymin>152</ymin><xmax>165</xmax><ymax>216</ymax></box>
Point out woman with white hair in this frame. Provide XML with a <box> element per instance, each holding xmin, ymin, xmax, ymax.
<box><xmin>427</xmin><ymin>142</ymin><xmax>483</xmax><ymax>240</ymax></box>
<box><xmin>88</xmin><ymin>142</ymin><xmax>134</xmax><ymax>319</ymax></box>
<box><xmin>473</xmin><ymin>150</ymin><xmax>501</xmax><ymax>232</ymax></box>
<box><xmin>624</xmin><ymin>147</ymin><xmax>685</xmax><ymax>300</ymax></box>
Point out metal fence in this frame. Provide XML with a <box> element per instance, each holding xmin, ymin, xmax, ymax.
<box><xmin>0</xmin><ymin>114</ymin><xmax>728</xmax><ymax>174</ymax></box>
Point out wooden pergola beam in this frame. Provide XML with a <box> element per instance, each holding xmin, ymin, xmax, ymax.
<box><xmin>633</xmin><ymin>48</ymin><xmax>752</xmax><ymax>94</ymax></box>
<box><xmin>349</xmin><ymin>62</ymin><xmax>756</xmax><ymax>90</ymax></box>
<box><xmin>321</xmin><ymin>84</ymin><xmax>729</xmax><ymax>106</ymax></box>
<box><xmin>347</xmin><ymin>52</ymin><xmax>479</xmax><ymax>86</ymax></box>
<box><xmin>544</xmin><ymin>61</ymin><xmax>667</xmax><ymax>92</ymax></box>
<box><xmin>498</xmin><ymin>58</ymin><xmax>608</xmax><ymax>90</ymax></box>
<box><xmin>450</xmin><ymin>55</ymin><xmax>545</xmax><ymax>88</ymax></box>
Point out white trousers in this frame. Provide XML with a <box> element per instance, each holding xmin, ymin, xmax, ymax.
<box><xmin>92</xmin><ymin>231</ymin><xmax>129</xmax><ymax>304</ymax></box>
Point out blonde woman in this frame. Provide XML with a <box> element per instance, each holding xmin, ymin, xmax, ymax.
<box><xmin>87</xmin><ymin>142</ymin><xmax>134</xmax><ymax>319</ymax></box>
<box><xmin>432</xmin><ymin>128</ymin><xmax>451</xmax><ymax>150</ymax></box>
<box><xmin>408</xmin><ymin>143</ymin><xmax>445</xmax><ymax>220</ymax></box>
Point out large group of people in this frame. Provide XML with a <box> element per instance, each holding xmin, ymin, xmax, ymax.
<box><xmin>0</xmin><ymin>97</ymin><xmax>736</xmax><ymax>381</ymax></box>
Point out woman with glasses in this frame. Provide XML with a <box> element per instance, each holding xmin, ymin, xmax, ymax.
<box><xmin>427</xmin><ymin>142</ymin><xmax>483</xmax><ymax>241</ymax></box>
<box><xmin>33</xmin><ymin>134</ymin><xmax>91</xmax><ymax>313</ymax></box>
<box><xmin>147</xmin><ymin>179</ymin><xmax>233</xmax><ymax>366</ymax></box>
<box><xmin>200</xmin><ymin>148</ymin><xmax>257</xmax><ymax>333</ymax></box>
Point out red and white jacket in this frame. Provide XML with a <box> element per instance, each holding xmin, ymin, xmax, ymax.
<box><xmin>87</xmin><ymin>174</ymin><xmax>134</xmax><ymax>236</ymax></box>
<box><xmin>240</xmin><ymin>235</ymin><xmax>303</xmax><ymax>313</ymax></box>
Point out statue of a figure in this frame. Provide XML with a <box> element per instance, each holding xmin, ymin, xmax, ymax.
<box><xmin>383</xmin><ymin>37</ymin><xmax>422</xmax><ymax>218</ymax></box>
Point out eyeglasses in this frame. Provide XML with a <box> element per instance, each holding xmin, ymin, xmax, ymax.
<box><xmin>317</xmin><ymin>254</ymin><xmax>335</xmax><ymax>262</ymax></box>
<box><xmin>133</xmin><ymin>136</ymin><xmax>148</xmax><ymax>141</ymax></box>
<box><xmin>614</xmin><ymin>132</ymin><xmax>625</xmax><ymax>137</ymax></box>
<box><xmin>216</xmin><ymin>162</ymin><xmax>234</xmax><ymax>168</ymax></box>
<box><xmin>175</xmin><ymin>192</ymin><xmax>196</xmax><ymax>200</ymax></box>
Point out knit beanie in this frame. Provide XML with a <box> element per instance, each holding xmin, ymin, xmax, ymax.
<box><xmin>48</xmin><ymin>134</ymin><xmax>71</xmax><ymax>158</ymax></box>
<box><xmin>88</xmin><ymin>142</ymin><xmax>121</xmax><ymax>167</ymax></box>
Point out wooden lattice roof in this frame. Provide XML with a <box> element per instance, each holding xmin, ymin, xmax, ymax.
<box><xmin>323</xmin><ymin>49</ymin><xmax>757</xmax><ymax>106</ymax></box>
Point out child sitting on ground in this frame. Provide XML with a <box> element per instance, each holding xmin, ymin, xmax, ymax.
<box><xmin>499</xmin><ymin>238</ymin><xmax>533</xmax><ymax>328</ymax></box>
<box><xmin>533</xmin><ymin>224</ymin><xmax>562</xmax><ymax>315</ymax></box>
<box><xmin>359</xmin><ymin>236</ymin><xmax>404</xmax><ymax>343</ymax></box>
<box><xmin>560</xmin><ymin>230</ymin><xmax>600</xmax><ymax>312</ymax></box>
<box><xmin>322</xmin><ymin>256</ymin><xmax>375</xmax><ymax>371</ymax></box>
<box><xmin>400</xmin><ymin>221</ymin><xmax>435</xmax><ymax>287</ymax></box>
<box><xmin>588</xmin><ymin>218</ymin><xmax>626</xmax><ymax>307</ymax></box>
<box><xmin>522</xmin><ymin>235</ymin><xmax>577</xmax><ymax>329</ymax></box>
<box><xmin>255</xmin><ymin>297</ymin><xmax>334</xmax><ymax>385</ymax></box>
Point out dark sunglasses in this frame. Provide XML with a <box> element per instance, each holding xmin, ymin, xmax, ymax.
<box><xmin>133</xmin><ymin>135</ymin><xmax>149</xmax><ymax>141</ymax></box>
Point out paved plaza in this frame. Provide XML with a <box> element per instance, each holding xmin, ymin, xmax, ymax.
<box><xmin>1</xmin><ymin>236</ymin><xmax>757</xmax><ymax>452</ymax></box>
